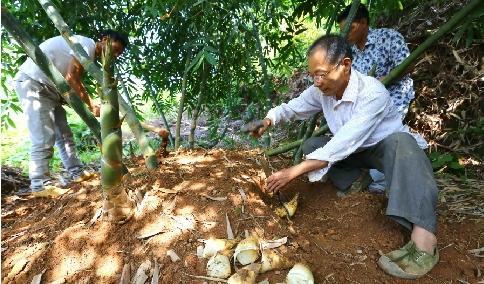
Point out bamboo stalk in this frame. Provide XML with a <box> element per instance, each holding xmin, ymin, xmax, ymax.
<box><xmin>143</xmin><ymin>73</ymin><xmax>174</xmax><ymax>146</ymax></box>
<box><xmin>100</xmin><ymin>41</ymin><xmax>123</xmax><ymax>191</ymax></box>
<box><xmin>100</xmin><ymin>41</ymin><xmax>134</xmax><ymax>223</ymax></box>
<box><xmin>135</xmin><ymin>51</ymin><xmax>174</xmax><ymax>146</ymax></box>
<box><xmin>1</xmin><ymin>6</ymin><xmax>101</xmax><ymax>143</ymax></box>
<box><xmin>250</xmin><ymin>11</ymin><xmax>272</xmax><ymax>147</ymax></box>
<box><xmin>266</xmin><ymin>125</ymin><xmax>329</xmax><ymax>156</ymax></box>
<box><xmin>189</xmin><ymin>63</ymin><xmax>207</xmax><ymax>148</ymax></box>
<box><xmin>292</xmin><ymin>121</ymin><xmax>307</xmax><ymax>161</ymax></box>
<box><xmin>382</xmin><ymin>0</ymin><xmax>483</xmax><ymax>87</ymax></box>
<box><xmin>37</xmin><ymin>0</ymin><xmax>157</xmax><ymax>169</ymax></box>
<box><xmin>340</xmin><ymin>0</ymin><xmax>361</xmax><ymax>38</ymax></box>
<box><xmin>117</xmin><ymin>76</ymin><xmax>158</xmax><ymax>169</ymax></box>
<box><xmin>293</xmin><ymin>113</ymin><xmax>321</xmax><ymax>164</ymax></box>
<box><xmin>175</xmin><ymin>49</ymin><xmax>192</xmax><ymax>150</ymax></box>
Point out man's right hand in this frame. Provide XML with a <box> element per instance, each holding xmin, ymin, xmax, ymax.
<box><xmin>251</xmin><ymin>118</ymin><xmax>272</xmax><ymax>138</ymax></box>
<box><xmin>90</xmin><ymin>105</ymin><xmax>100</xmax><ymax>117</ymax></box>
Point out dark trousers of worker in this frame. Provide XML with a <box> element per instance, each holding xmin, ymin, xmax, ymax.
<box><xmin>302</xmin><ymin>132</ymin><xmax>438</xmax><ymax>233</ymax></box>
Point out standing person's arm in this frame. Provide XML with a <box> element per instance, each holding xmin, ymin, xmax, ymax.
<box><xmin>65</xmin><ymin>57</ymin><xmax>100</xmax><ymax>116</ymax></box>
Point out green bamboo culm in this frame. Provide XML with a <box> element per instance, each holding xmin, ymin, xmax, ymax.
<box><xmin>250</xmin><ymin>11</ymin><xmax>272</xmax><ymax>147</ymax></box>
<box><xmin>292</xmin><ymin>121</ymin><xmax>307</xmax><ymax>161</ymax></box>
<box><xmin>100</xmin><ymin>40</ymin><xmax>123</xmax><ymax>192</ymax></box>
<box><xmin>142</xmin><ymin>72</ymin><xmax>174</xmax><ymax>146</ymax></box>
<box><xmin>0</xmin><ymin>6</ymin><xmax>101</xmax><ymax>143</ymax></box>
<box><xmin>175</xmin><ymin>49</ymin><xmax>192</xmax><ymax>150</ymax></box>
<box><xmin>266</xmin><ymin>124</ymin><xmax>329</xmax><ymax>157</ymax></box>
<box><xmin>340</xmin><ymin>0</ymin><xmax>361</xmax><ymax>38</ymax></box>
<box><xmin>37</xmin><ymin>0</ymin><xmax>158</xmax><ymax>169</ymax></box>
<box><xmin>117</xmin><ymin>75</ymin><xmax>158</xmax><ymax>169</ymax></box>
<box><xmin>293</xmin><ymin>113</ymin><xmax>322</xmax><ymax>165</ymax></box>
<box><xmin>381</xmin><ymin>0</ymin><xmax>483</xmax><ymax>87</ymax></box>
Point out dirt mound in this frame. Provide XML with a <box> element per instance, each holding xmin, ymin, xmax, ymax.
<box><xmin>1</xmin><ymin>149</ymin><xmax>482</xmax><ymax>283</ymax></box>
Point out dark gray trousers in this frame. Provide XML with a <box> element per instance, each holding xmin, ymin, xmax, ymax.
<box><xmin>302</xmin><ymin>132</ymin><xmax>438</xmax><ymax>233</ymax></box>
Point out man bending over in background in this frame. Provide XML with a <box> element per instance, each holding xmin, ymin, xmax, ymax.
<box><xmin>13</xmin><ymin>30</ymin><xmax>128</xmax><ymax>195</ymax></box>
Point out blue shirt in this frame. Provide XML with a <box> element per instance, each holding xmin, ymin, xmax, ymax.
<box><xmin>351</xmin><ymin>28</ymin><xmax>414</xmax><ymax>115</ymax></box>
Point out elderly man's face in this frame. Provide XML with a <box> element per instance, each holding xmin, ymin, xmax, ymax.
<box><xmin>308</xmin><ymin>48</ymin><xmax>351</xmax><ymax>98</ymax></box>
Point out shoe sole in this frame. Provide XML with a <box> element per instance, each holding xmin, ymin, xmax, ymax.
<box><xmin>72</xmin><ymin>173</ymin><xmax>95</xmax><ymax>183</ymax></box>
<box><xmin>31</xmin><ymin>186</ymin><xmax>70</xmax><ymax>197</ymax></box>
<box><xmin>378</xmin><ymin>255</ymin><xmax>421</xmax><ymax>279</ymax></box>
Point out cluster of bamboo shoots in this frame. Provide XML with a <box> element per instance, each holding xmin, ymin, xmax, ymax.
<box><xmin>197</xmin><ymin>235</ymin><xmax>314</xmax><ymax>283</ymax></box>
<box><xmin>251</xmin><ymin>170</ymin><xmax>301</xmax><ymax>219</ymax></box>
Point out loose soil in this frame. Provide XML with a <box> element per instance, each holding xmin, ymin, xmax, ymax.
<box><xmin>1</xmin><ymin>149</ymin><xmax>482</xmax><ymax>283</ymax></box>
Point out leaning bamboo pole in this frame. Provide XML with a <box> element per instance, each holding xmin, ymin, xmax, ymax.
<box><xmin>381</xmin><ymin>0</ymin><xmax>483</xmax><ymax>86</ymax></box>
<box><xmin>340</xmin><ymin>0</ymin><xmax>360</xmax><ymax>37</ymax></box>
<box><xmin>117</xmin><ymin>75</ymin><xmax>158</xmax><ymax>168</ymax></box>
<box><xmin>100</xmin><ymin>41</ymin><xmax>134</xmax><ymax>223</ymax></box>
<box><xmin>37</xmin><ymin>0</ymin><xmax>158</xmax><ymax>169</ymax></box>
<box><xmin>175</xmin><ymin>49</ymin><xmax>192</xmax><ymax>150</ymax></box>
<box><xmin>1</xmin><ymin>6</ymin><xmax>101</xmax><ymax>142</ymax></box>
<box><xmin>266</xmin><ymin>125</ymin><xmax>330</xmax><ymax>156</ymax></box>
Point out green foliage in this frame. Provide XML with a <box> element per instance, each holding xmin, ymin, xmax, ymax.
<box><xmin>429</xmin><ymin>151</ymin><xmax>464</xmax><ymax>172</ymax></box>
<box><xmin>452</xmin><ymin>9</ymin><xmax>484</xmax><ymax>47</ymax></box>
<box><xmin>3</xmin><ymin>0</ymin><xmax>481</xmax><ymax>164</ymax></box>
<box><xmin>69</xmin><ymin>122</ymin><xmax>98</xmax><ymax>152</ymax></box>
<box><xmin>1</xmin><ymin>35</ymin><xmax>24</xmax><ymax>130</ymax></box>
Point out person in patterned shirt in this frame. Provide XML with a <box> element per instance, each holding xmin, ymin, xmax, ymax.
<box><xmin>337</xmin><ymin>4</ymin><xmax>419</xmax><ymax>193</ymax></box>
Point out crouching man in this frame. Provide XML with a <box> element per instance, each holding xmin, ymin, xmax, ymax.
<box><xmin>251</xmin><ymin>35</ymin><xmax>439</xmax><ymax>279</ymax></box>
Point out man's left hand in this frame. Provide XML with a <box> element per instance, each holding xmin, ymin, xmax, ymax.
<box><xmin>266</xmin><ymin>167</ymin><xmax>297</xmax><ymax>194</ymax></box>
<box><xmin>266</xmin><ymin>159</ymin><xmax>328</xmax><ymax>194</ymax></box>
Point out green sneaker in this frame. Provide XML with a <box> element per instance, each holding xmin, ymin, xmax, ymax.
<box><xmin>378</xmin><ymin>241</ymin><xmax>439</xmax><ymax>279</ymax></box>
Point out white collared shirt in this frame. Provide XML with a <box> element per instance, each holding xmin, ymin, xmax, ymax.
<box><xmin>266</xmin><ymin>68</ymin><xmax>426</xmax><ymax>181</ymax></box>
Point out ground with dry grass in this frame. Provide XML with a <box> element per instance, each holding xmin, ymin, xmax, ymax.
<box><xmin>1</xmin><ymin>149</ymin><xmax>482</xmax><ymax>283</ymax></box>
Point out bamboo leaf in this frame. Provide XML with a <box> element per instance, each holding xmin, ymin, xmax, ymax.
<box><xmin>186</xmin><ymin>49</ymin><xmax>204</xmax><ymax>72</ymax></box>
<box><xmin>205</xmin><ymin>52</ymin><xmax>217</xmax><ymax>66</ymax></box>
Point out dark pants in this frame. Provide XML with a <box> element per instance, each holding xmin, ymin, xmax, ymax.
<box><xmin>302</xmin><ymin>132</ymin><xmax>438</xmax><ymax>233</ymax></box>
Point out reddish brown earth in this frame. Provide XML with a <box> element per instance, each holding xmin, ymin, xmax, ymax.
<box><xmin>1</xmin><ymin>149</ymin><xmax>482</xmax><ymax>283</ymax></box>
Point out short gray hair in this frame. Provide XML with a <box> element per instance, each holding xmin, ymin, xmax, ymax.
<box><xmin>307</xmin><ymin>35</ymin><xmax>352</xmax><ymax>64</ymax></box>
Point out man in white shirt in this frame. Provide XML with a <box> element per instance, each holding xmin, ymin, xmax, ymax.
<box><xmin>252</xmin><ymin>35</ymin><xmax>439</xmax><ymax>279</ymax></box>
<box><xmin>14</xmin><ymin>30</ymin><xmax>128</xmax><ymax>194</ymax></box>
